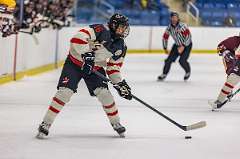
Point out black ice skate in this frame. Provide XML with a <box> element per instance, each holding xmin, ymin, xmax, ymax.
<box><xmin>36</xmin><ymin>122</ymin><xmax>51</xmax><ymax>139</ymax></box>
<box><xmin>184</xmin><ymin>72</ymin><xmax>191</xmax><ymax>81</ymax></box>
<box><xmin>157</xmin><ymin>74</ymin><xmax>167</xmax><ymax>81</ymax></box>
<box><xmin>112</xmin><ymin>123</ymin><xmax>126</xmax><ymax>138</ymax></box>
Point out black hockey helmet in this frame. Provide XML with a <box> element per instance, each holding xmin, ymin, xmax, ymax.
<box><xmin>108</xmin><ymin>13</ymin><xmax>130</xmax><ymax>38</ymax></box>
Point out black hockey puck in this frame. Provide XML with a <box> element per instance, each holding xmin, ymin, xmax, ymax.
<box><xmin>185</xmin><ymin>136</ymin><xmax>192</xmax><ymax>139</ymax></box>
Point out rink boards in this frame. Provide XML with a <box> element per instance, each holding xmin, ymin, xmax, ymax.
<box><xmin>1</xmin><ymin>26</ymin><xmax>240</xmax><ymax>85</ymax></box>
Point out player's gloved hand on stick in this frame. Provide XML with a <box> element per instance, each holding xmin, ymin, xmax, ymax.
<box><xmin>113</xmin><ymin>80</ymin><xmax>132</xmax><ymax>100</ymax></box>
<box><xmin>81</xmin><ymin>52</ymin><xmax>95</xmax><ymax>75</ymax></box>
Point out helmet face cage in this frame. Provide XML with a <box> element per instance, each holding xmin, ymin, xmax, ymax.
<box><xmin>109</xmin><ymin>13</ymin><xmax>130</xmax><ymax>38</ymax></box>
<box><xmin>122</xmin><ymin>24</ymin><xmax>130</xmax><ymax>39</ymax></box>
<box><xmin>217</xmin><ymin>44</ymin><xmax>226</xmax><ymax>56</ymax></box>
<box><xmin>110</xmin><ymin>19</ymin><xmax>117</xmax><ymax>31</ymax></box>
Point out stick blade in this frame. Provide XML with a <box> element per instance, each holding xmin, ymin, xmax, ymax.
<box><xmin>185</xmin><ymin>121</ymin><xmax>207</xmax><ymax>131</ymax></box>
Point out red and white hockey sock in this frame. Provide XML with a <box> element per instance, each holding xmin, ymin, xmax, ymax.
<box><xmin>217</xmin><ymin>73</ymin><xmax>240</xmax><ymax>102</ymax></box>
<box><xmin>43</xmin><ymin>87</ymin><xmax>74</xmax><ymax>125</ymax></box>
<box><xmin>94</xmin><ymin>88</ymin><xmax>120</xmax><ymax>124</ymax></box>
<box><xmin>103</xmin><ymin>102</ymin><xmax>120</xmax><ymax>124</ymax></box>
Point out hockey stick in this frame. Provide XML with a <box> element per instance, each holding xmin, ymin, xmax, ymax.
<box><xmin>228</xmin><ymin>87</ymin><xmax>240</xmax><ymax>100</ymax></box>
<box><xmin>216</xmin><ymin>87</ymin><xmax>240</xmax><ymax>109</ymax></box>
<box><xmin>93</xmin><ymin>71</ymin><xmax>206</xmax><ymax>131</ymax></box>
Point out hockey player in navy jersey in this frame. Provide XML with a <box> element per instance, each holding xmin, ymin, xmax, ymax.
<box><xmin>37</xmin><ymin>13</ymin><xmax>132</xmax><ymax>138</ymax></box>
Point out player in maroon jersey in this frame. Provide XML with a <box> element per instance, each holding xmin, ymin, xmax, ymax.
<box><xmin>209</xmin><ymin>35</ymin><xmax>240</xmax><ymax>110</ymax></box>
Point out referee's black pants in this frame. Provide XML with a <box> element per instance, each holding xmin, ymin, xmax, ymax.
<box><xmin>163</xmin><ymin>43</ymin><xmax>192</xmax><ymax>75</ymax></box>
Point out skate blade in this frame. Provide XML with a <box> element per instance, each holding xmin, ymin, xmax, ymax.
<box><xmin>157</xmin><ymin>79</ymin><xmax>164</xmax><ymax>82</ymax></box>
<box><xmin>119</xmin><ymin>133</ymin><xmax>125</xmax><ymax>138</ymax></box>
<box><xmin>36</xmin><ymin>132</ymin><xmax>46</xmax><ymax>139</ymax></box>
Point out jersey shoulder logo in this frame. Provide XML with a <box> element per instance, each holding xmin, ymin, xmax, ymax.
<box><xmin>115</xmin><ymin>50</ymin><xmax>122</xmax><ymax>56</ymax></box>
<box><xmin>94</xmin><ymin>25</ymin><xmax>104</xmax><ymax>33</ymax></box>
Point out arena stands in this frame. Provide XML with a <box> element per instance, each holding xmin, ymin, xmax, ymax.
<box><xmin>75</xmin><ymin>0</ymin><xmax>170</xmax><ymax>26</ymax></box>
<box><xmin>194</xmin><ymin>0</ymin><xmax>240</xmax><ymax>27</ymax></box>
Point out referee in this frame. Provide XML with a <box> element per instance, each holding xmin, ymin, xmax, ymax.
<box><xmin>157</xmin><ymin>12</ymin><xmax>192</xmax><ymax>81</ymax></box>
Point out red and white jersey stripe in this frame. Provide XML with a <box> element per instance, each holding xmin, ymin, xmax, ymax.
<box><xmin>106</xmin><ymin>57</ymin><xmax>124</xmax><ymax>84</ymax></box>
<box><xmin>69</xmin><ymin>25</ymin><xmax>125</xmax><ymax>84</ymax></box>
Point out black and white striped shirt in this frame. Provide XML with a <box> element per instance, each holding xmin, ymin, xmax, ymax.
<box><xmin>162</xmin><ymin>22</ymin><xmax>192</xmax><ymax>49</ymax></box>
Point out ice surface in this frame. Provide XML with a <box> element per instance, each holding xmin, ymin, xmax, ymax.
<box><xmin>1</xmin><ymin>54</ymin><xmax>240</xmax><ymax>159</ymax></box>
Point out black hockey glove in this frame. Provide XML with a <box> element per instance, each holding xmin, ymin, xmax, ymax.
<box><xmin>81</xmin><ymin>52</ymin><xmax>95</xmax><ymax>75</ymax></box>
<box><xmin>113</xmin><ymin>80</ymin><xmax>132</xmax><ymax>100</ymax></box>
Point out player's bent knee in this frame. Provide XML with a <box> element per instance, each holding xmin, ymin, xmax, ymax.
<box><xmin>94</xmin><ymin>87</ymin><xmax>114</xmax><ymax>105</ymax></box>
<box><xmin>55</xmin><ymin>87</ymin><xmax>74</xmax><ymax>104</ymax></box>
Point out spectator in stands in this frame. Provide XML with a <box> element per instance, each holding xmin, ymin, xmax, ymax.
<box><xmin>0</xmin><ymin>0</ymin><xmax>17</xmax><ymax>37</ymax></box>
<box><xmin>140</xmin><ymin>0</ymin><xmax>162</xmax><ymax>10</ymax></box>
<box><xmin>126</xmin><ymin>0</ymin><xmax>141</xmax><ymax>9</ymax></box>
<box><xmin>182</xmin><ymin>0</ymin><xmax>193</xmax><ymax>11</ymax></box>
<box><xmin>140</xmin><ymin>0</ymin><xmax>148</xmax><ymax>9</ymax></box>
<box><xmin>0</xmin><ymin>0</ymin><xmax>16</xmax><ymax>12</ymax></box>
<box><xmin>224</xmin><ymin>16</ymin><xmax>236</xmax><ymax>27</ymax></box>
<box><xmin>147</xmin><ymin>0</ymin><xmax>160</xmax><ymax>10</ymax></box>
<box><xmin>1</xmin><ymin>0</ymin><xmax>75</xmax><ymax>37</ymax></box>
